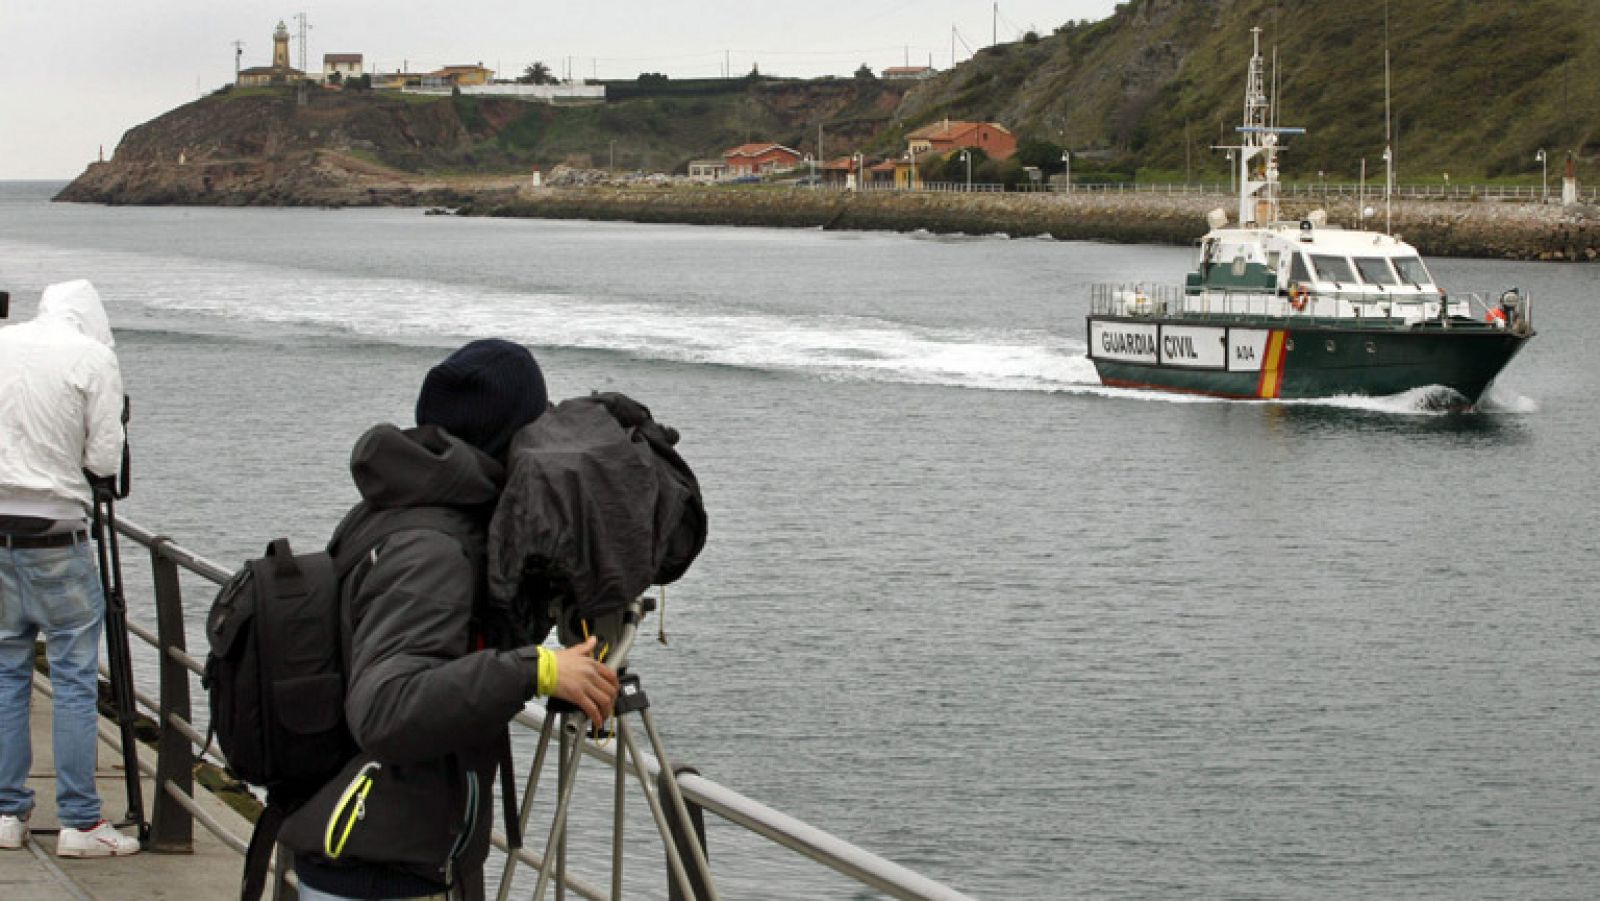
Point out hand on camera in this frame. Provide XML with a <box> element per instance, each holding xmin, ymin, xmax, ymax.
<box><xmin>552</xmin><ymin>636</ymin><xmax>619</xmax><ymax>726</ymax></box>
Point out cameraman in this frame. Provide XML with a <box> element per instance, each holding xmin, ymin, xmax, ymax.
<box><xmin>0</xmin><ymin>280</ymin><xmax>139</xmax><ymax>857</ymax></box>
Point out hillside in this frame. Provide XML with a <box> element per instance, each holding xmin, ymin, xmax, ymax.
<box><xmin>55</xmin><ymin>78</ymin><xmax>915</xmax><ymax>204</ymax></box>
<box><xmin>57</xmin><ymin>0</ymin><xmax>1599</xmax><ymax>205</ymax></box>
<box><xmin>891</xmin><ymin>0</ymin><xmax>1600</xmax><ymax>182</ymax></box>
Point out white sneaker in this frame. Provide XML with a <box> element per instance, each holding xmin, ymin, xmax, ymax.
<box><xmin>55</xmin><ymin>819</ymin><xmax>140</xmax><ymax>858</ymax></box>
<box><xmin>0</xmin><ymin>813</ymin><xmax>27</xmax><ymax>849</ymax></box>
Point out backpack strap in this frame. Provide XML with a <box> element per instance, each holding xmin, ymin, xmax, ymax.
<box><xmin>331</xmin><ymin>506</ymin><xmax>483</xmax><ymax>584</ymax></box>
<box><xmin>240</xmin><ymin>798</ymin><xmax>289</xmax><ymax>901</ymax></box>
<box><xmin>498</xmin><ymin>728</ymin><xmax>521</xmax><ymax>850</ymax></box>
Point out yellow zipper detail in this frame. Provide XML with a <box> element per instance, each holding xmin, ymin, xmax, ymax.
<box><xmin>324</xmin><ymin>762</ymin><xmax>380</xmax><ymax>859</ymax></box>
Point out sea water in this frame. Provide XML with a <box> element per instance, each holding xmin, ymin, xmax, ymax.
<box><xmin>1</xmin><ymin>181</ymin><xmax>1595</xmax><ymax>900</ymax></box>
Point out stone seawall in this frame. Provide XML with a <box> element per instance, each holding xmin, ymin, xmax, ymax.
<box><xmin>467</xmin><ymin>187</ymin><xmax>1600</xmax><ymax>262</ymax></box>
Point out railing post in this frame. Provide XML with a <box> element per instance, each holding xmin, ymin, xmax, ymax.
<box><xmin>662</xmin><ymin>765</ymin><xmax>711</xmax><ymax>901</ymax></box>
<box><xmin>148</xmin><ymin>538</ymin><xmax>195</xmax><ymax>852</ymax></box>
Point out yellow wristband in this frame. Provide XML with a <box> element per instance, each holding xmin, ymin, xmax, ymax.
<box><xmin>537</xmin><ymin>647</ymin><xmax>559</xmax><ymax>697</ymax></box>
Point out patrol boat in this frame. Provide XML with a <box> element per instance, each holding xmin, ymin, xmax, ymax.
<box><xmin>1086</xmin><ymin>29</ymin><xmax>1534</xmax><ymax>405</ymax></box>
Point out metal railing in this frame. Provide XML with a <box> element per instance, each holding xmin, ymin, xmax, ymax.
<box><xmin>104</xmin><ymin>515</ymin><xmax>975</xmax><ymax>900</ymax></box>
<box><xmin>1089</xmin><ymin>282</ymin><xmax>1532</xmax><ymax>332</ymax></box>
<box><xmin>1049</xmin><ymin>181</ymin><xmax>1598</xmax><ymax>203</ymax></box>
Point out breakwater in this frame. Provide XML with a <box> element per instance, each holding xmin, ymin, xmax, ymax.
<box><xmin>466</xmin><ymin>186</ymin><xmax>1600</xmax><ymax>262</ymax></box>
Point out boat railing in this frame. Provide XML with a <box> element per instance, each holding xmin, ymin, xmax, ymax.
<box><xmin>1089</xmin><ymin>283</ymin><xmax>1532</xmax><ymax>333</ymax></box>
<box><xmin>100</xmin><ymin>515</ymin><xmax>976</xmax><ymax>901</ymax></box>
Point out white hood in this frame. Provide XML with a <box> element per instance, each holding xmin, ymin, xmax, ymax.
<box><xmin>0</xmin><ymin>278</ymin><xmax>124</xmax><ymax>519</ymax></box>
<box><xmin>38</xmin><ymin>278</ymin><xmax>115</xmax><ymax>348</ymax></box>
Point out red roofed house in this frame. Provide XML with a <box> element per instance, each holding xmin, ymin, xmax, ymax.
<box><xmin>723</xmin><ymin>143</ymin><xmax>803</xmax><ymax>177</ymax></box>
<box><xmin>906</xmin><ymin>119</ymin><xmax>1017</xmax><ymax>162</ymax></box>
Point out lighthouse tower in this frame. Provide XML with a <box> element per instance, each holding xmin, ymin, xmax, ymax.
<box><xmin>271</xmin><ymin>21</ymin><xmax>291</xmax><ymax>70</ymax></box>
<box><xmin>236</xmin><ymin>20</ymin><xmax>306</xmax><ymax>86</ymax></box>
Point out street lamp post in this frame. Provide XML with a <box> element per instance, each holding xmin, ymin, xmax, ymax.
<box><xmin>1061</xmin><ymin>150</ymin><xmax>1071</xmax><ymax>193</ymax></box>
<box><xmin>1536</xmin><ymin>148</ymin><xmax>1547</xmax><ymax>203</ymax></box>
<box><xmin>852</xmin><ymin>152</ymin><xmax>863</xmax><ymax>192</ymax></box>
<box><xmin>960</xmin><ymin>150</ymin><xmax>971</xmax><ymax>192</ymax></box>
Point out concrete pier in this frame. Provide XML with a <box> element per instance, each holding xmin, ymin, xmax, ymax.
<box><xmin>0</xmin><ymin>675</ymin><xmax>252</xmax><ymax>900</ymax></box>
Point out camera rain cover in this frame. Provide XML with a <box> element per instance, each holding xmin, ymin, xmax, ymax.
<box><xmin>486</xmin><ymin>393</ymin><xmax>706</xmax><ymax>626</ymax></box>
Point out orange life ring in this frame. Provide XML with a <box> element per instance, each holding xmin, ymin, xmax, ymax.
<box><xmin>1288</xmin><ymin>283</ymin><xmax>1308</xmax><ymax>311</ymax></box>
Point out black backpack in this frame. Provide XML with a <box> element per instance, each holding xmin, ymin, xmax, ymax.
<box><xmin>203</xmin><ymin>508</ymin><xmax>486</xmax><ymax>901</ymax></box>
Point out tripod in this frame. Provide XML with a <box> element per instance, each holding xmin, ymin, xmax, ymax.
<box><xmin>495</xmin><ymin>595</ymin><xmax>718</xmax><ymax>901</ymax></box>
<box><xmin>90</xmin><ymin>478</ymin><xmax>148</xmax><ymax>843</ymax></box>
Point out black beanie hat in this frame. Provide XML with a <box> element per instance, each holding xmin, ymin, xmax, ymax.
<box><xmin>415</xmin><ymin>339</ymin><xmax>547</xmax><ymax>457</ymax></box>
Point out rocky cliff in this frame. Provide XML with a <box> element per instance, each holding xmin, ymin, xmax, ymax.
<box><xmin>55</xmin><ymin>87</ymin><xmax>533</xmax><ymax>206</ymax></box>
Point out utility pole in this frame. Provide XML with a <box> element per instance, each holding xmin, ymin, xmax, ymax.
<box><xmin>232</xmin><ymin>40</ymin><xmax>244</xmax><ymax>81</ymax></box>
<box><xmin>993</xmin><ymin>3</ymin><xmax>998</xmax><ymax>46</ymax></box>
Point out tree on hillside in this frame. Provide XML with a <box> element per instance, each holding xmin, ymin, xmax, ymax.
<box><xmin>519</xmin><ymin>61</ymin><xmax>557</xmax><ymax>85</ymax></box>
<box><xmin>855</xmin><ymin>63</ymin><xmax>875</xmax><ymax>80</ymax></box>
<box><xmin>1015</xmin><ymin>139</ymin><xmax>1066</xmax><ymax>173</ymax></box>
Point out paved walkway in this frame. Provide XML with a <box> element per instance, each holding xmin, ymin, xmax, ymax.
<box><xmin>0</xmin><ymin>676</ymin><xmax>256</xmax><ymax>900</ymax></box>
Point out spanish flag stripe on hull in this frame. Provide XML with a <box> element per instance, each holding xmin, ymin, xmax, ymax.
<box><xmin>1256</xmin><ymin>330</ymin><xmax>1287</xmax><ymax>399</ymax></box>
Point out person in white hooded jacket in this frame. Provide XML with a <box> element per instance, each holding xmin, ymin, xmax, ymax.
<box><xmin>0</xmin><ymin>279</ymin><xmax>140</xmax><ymax>858</ymax></box>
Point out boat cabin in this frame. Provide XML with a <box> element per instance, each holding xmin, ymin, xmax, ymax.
<box><xmin>1191</xmin><ymin>218</ymin><xmax>1438</xmax><ymax>300</ymax></box>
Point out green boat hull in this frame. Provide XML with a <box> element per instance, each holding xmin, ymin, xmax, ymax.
<box><xmin>1087</xmin><ymin>316</ymin><xmax>1531</xmax><ymax>403</ymax></box>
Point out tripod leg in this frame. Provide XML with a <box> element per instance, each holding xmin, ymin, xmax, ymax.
<box><xmin>92</xmin><ymin>499</ymin><xmax>146</xmax><ymax>841</ymax></box>
<box><xmin>531</xmin><ymin>714</ymin><xmax>588</xmax><ymax>901</ymax></box>
<box><xmin>640</xmin><ymin>708</ymin><xmax>718</xmax><ymax>901</ymax></box>
<box><xmin>495</xmin><ymin>711</ymin><xmax>558</xmax><ymax>901</ymax></box>
<box><xmin>613</xmin><ymin>718</ymin><xmax>704</xmax><ymax>901</ymax></box>
<box><xmin>612</xmin><ymin>734</ymin><xmax>625</xmax><ymax>900</ymax></box>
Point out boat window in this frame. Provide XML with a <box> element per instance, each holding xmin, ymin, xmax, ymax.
<box><xmin>1310</xmin><ymin>254</ymin><xmax>1356</xmax><ymax>283</ymax></box>
<box><xmin>1290</xmin><ymin>252</ymin><xmax>1312</xmax><ymax>284</ymax></box>
<box><xmin>1353</xmin><ymin>256</ymin><xmax>1398</xmax><ymax>286</ymax></box>
<box><xmin>1393</xmin><ymin>255</ymin><xmax>1432</xmax><ymax>286</ymax></box>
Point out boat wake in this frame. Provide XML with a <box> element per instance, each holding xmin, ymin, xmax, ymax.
<box><xmin>1</xmin><ymin>239</ymin><xmax>1097</xmax><ymax>394</ymax></box>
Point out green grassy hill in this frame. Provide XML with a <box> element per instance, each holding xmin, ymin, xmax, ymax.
<box><xmin>890</xmin><ymin>0</ymin><xmax>1599</xmax><ymax>183</ymax></box>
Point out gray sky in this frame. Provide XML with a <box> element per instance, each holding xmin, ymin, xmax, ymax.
<box><xmin>0</xmin><ymin>1</ymin><xmax>1117</xmax><ymax>180</ymax></box>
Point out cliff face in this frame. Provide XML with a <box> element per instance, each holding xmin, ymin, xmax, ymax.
<box><xmin>55</xmin><ymin>87</ymin><xmax>527</xmax><ymax>206</ymax></box>
<box><xmin>55</xmin><ymin>78</ymin><xmax>915</xmax><ymax>207</ymax></box>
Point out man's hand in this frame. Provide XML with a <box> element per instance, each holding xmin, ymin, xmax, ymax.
<box><xmin>551</xmin><ymin>636</ymin><xmax>619</xmax><ymax>726</ymax></box>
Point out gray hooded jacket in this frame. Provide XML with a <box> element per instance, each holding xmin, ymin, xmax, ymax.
<box><xmin>286</xmin><ymin>423</ymin><xmax>539</xmax><ymax>900</ymax></box>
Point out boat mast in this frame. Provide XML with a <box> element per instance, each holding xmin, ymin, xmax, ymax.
<box><xmin>1233</xmin><ymin>27</ymin><xmax>1303</xmax><ymax>227</ymax></box>
<box><xmin>1382</xmin><ymin>1</ymin><xmax>1394</xmax><ymax>235</ymax></box>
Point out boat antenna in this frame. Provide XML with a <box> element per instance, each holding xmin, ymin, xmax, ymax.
<box><xmin>1383</xmin><ymin>0</ymin><xmax>1393</xmax><ymax>235</ymax></box>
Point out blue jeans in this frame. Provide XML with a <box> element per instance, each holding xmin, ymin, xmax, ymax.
<box><xmin>0</xmin><ymin>537</ymin><xmax>106</xmax><ymax>829</ymax></box>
